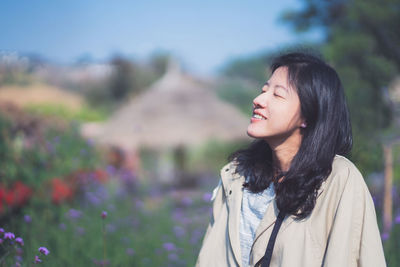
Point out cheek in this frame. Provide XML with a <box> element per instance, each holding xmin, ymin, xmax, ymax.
<box><xmin>272</xmin><ymin>104</ymin><xmax>302</xmax><ymax>125</ymax></box>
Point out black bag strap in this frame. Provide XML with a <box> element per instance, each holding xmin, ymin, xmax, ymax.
<box><xmin>255</xmin><ymin>211</ymin><xmax>286</xmax><ymax>267</ymax></box>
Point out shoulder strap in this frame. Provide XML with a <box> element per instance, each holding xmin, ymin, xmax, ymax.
<box><xmin>255</xmin><ymin>211</ymin><xmax>286</xmax><ymax>267</ymax></box>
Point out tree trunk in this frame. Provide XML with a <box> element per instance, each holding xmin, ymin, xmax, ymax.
<box><xmin>383</xmin><ymin>143</ymin><xmax>393</xmax><ymax>233</ymax></box>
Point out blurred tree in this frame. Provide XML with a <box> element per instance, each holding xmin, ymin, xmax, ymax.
<box><xmin>282</xmin><ymin>0</ymin><xmax>400</xmax><ymax>174</ymax></box>
<box><xmin>149</xmin><ymin>51</ymin><xmax>170</xmax><ymax>77</ymax></box>
<box><xmin>221</xmin><ymin>55</ymin><xmax>271</xmax><ymax>84</ymax></box>
<box><xmin>215</xmin><ymin>78</ymin><xmax>257</xmax><ymax>116</ymax></box>
<box><xmin>282</xmin><ymin>0</ymin><xmax>400</xmax><ymax>69</ymax></box>
<box><xmin>283</xmin><ymin>0</ymin><xmax>400</xmax><ymax>252</ymax></box>
<box><xmin>109</xmin><ymin>56</ymin><xmax>138</xmax><ymax>101</ymax></box>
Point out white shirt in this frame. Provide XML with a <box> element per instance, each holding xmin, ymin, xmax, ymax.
<box><xmin>239</xmin><ymin>182</ymin><xmax>276</xmax><ymax>266</ymax></box>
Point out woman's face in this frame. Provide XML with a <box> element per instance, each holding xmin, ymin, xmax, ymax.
<box><xmin>247</xmin><ymin>67</ymin><xmax>305</xmax><ymax>143</ymax></box>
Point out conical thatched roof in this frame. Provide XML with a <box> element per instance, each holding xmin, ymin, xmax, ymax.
<box><xmin>82</xmin><ymin>61</ymin><xmax>250</xmax><ymax>149</ymax></box>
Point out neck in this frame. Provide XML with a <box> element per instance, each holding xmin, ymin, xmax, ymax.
<box><xmin>266</xmin><ymin>130</ymin><xmax>302</xmax><ymax>173</ymax></box>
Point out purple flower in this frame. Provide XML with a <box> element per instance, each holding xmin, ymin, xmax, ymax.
<box><xmin>106</xmin><ymin>165</ymin><xmax>116</xmax><ymax>175</ymax></box>
<box><xmin>163</xmin><ymin>242</ymin><xmax>176</xmax><ymax>251</ymax></box>
<box><xmin>381</xmin><ymin>232</ymin><xmax>389</xmax><ymax>241</ymax></box>
<box><xmin>101</xmin><ymin>211</ymin><xmax>107</xmax><ymax>219</ymax></box>
<box><xmin>181</xmin><ymin>196</ymin><xmax>193</xmax><ymax>206</ymax></box>
<box><xmin>38</xmin><ymin>247</ymin><xmax>50</xmax><ymax>255</ymax></box>
<box><xmin>105</xmin><ymin>223</ymin><xmax>116</xmax><ymax>233</ymax></box>
<box><xmin>59</xmin><ymin>223</ymin><xmax>66</xmax><ymax>231</ymax></box>
<box><xmin>15</xmin><ymin>255</ymin><xmax>23</xmax><ymax>262</ymax></box>
<box><xmin>16</xmin><ymin>247</ymin><xmax>24</xmax><ymax>255</ymax></box>
<box><xmin>15</xmin><ymin>237</ymin><xmax>24</xmax><ymax>246</ymax></box>
<box><xmin>190</xmin><ymin>229</ymin><xmax>203</xmax><ymax>245</ymax></box>
<box><xmin>202</xmin><ymin>192</ymin><xmax>212</xmax><ymax>202</ymax></box>
<box><xmin>34</xmin><ymin>255</ymin><xmax>42</xmax><ymax>263</ymax></box>
<box><xmin>93</xmin><ymin>259</ymin><xmax>110</xmax><ymax>266</ymax></box>
<box><xmin>126</xmin><ymin>247</ymin><xmax>135</xmax><ymax>256</ymax></box>
<box><xmin>85</xmin><ymin>192</ymin><xmax>101</xmax><ymax>206</ymax></box>
<box><xmin>87</xmin><ymin>138</ymin><xmax>94</xmax><ymax>147</ymax></box>
<box><xmin>0</xmin><ymin>228</ymin><xmax>4</xmax><ymax>234</ymax></box>
<box><xmin>395</xmin><ymin>215</ymin><xmax>400</xmax><ymax>224</ymax></box>
<box><xmin>168</xmin><ymin>253</ymin><xmax>179</xmax><ymax>261</ymax></box>
<box><xmin>4</xmin><ymin>232</ymin><xmax>15</xmax><ymax>240</ymax></box>
<box><xmin>24</xmin><ymin>215</ymin><xmax>32</xmax><ymax>224</ymax></box>
<box><xmin>173</xmin><ymin>226</ymin><xmax>186</xmax><ymax>238</ymax></box>
<box><xmin>76</xmin><ymin>227</ymin><xmax>85</xmax><ymax>236</ymax></box>
<box><xmin>372</xmin><ymin>195</ymin><xmax>376</xmax><ymax>202</ymax></box>
<box><xmin>67</xmin><ymin>209</ymin><xmax>82</xmax><ymax>220</ymax></box>
<box><xmin>135</xmin><ymin>200</ymin><xmax>144</xmax><ymax>209</ymax></box>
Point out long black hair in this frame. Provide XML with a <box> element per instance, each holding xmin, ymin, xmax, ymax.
<box><xmin>229</xmin><ymin>52</ymin><xmax>352</xmax><ymax>220</ymax></box>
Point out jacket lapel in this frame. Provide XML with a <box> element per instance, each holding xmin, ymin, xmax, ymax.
<box><xmin>252</xmin><ymin>197</ymin><xmax>295</xmax><ymax>252</ymax></box>
<box><xmin>253</xmin><ymin>197</ymin><xmax>279</xmax><ymax>244</ymax></box>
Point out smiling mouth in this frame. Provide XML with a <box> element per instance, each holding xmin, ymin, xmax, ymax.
<box><xmin>252</xmin><ymin>112</ymin><xmax>267</xmax><ymax>120</ymax></box>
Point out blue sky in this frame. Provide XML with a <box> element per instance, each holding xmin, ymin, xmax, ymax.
<box><xmin>1</xmin><ymin>0</ymin><xmax>323</xmax><ymax>75</ymax></box>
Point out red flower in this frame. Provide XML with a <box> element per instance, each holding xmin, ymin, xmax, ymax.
<box><xmin>51</xmin><ymin>178</ymin><xmax>74</xmax><ymax>205</ymax></box>
<box><xmin>0</xmin><ymin>186</ymin><xmax>5</xmax><ymax>213</ymax></box>
<box><xmin>93</xmin><ymin>169</ymin><xmax>108</xmax><ymax>183</ymax></box>
<box><xmin>0</xmin><ymin>182</ymin><xmax>33</xmax><ymax>212</ymax></box>
<box><xmin>4</xmin><ymin>188</ymin><xmax>15</xmax><ymax>206</ymax></box>
<box><xmin>12</xmin><ymin>181</ymin><xmax>33</xmax><ymax>207</ymax></box>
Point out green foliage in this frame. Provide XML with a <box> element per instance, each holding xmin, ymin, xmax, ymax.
<box><xmin>0</xmin><ymin>114</ymin><xmax>102</xmax><ymax>188</ymax></box>
<box><xmin>215</xmin><ymin>78</ymin><xmax>258</xmax><ymax>116</ymax></box>
<box><xmin>25</xmin><ymin>104</ymin><xmax>108</xmax><ymax>122</ymax></box>
<box><xmin>349</xmin><ymin>133</ymin><xmax>384</xmax><ymax>175</ymax></box>
<box><xmin>221</xmin><ymin>55</ymin><xmax>271</xmax><ymax>83</ymax></box>
<box><xmin>280</xmin><ymin>0</ymin><xmax>400</xmax><ymax>174</ymax></box>
<box><xmin>282</xmin><ymin>0</ymin><xmax>399</xmax><ymax>134</ymax></box>
<box><xmin>0</xmin><ymin>71</ymin><xmax>36</xmax><ymax>87</ymax></box>
<box><xmin>188</xmin><ymin>139</ymin><xmax>251</xmax><ymax>173</ymax></box>
<box><xmin>384</xmin><ymin>223</ymin><xmax>400</xmax><ymax>267</ymax></box>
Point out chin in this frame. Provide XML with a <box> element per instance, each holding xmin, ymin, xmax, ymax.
<box><xmin>247</xmin><ymin>126</ymin><xmax>266</xmax><ymax>139</ymax></box>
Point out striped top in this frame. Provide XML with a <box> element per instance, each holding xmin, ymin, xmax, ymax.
<box><xmin>239</xmin><ymin>182</ymin><xmax>276</xmax><ymax>266</ymax></box>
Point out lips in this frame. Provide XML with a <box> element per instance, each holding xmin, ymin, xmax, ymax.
<box><xmin>252</xmin><ymin>110</ymin><xmax>267</xmax><ymax>120</ymax></box>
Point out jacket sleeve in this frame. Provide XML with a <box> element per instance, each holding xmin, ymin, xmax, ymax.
<box><xmin>195</xmin><ymin>178</ymin><xmax>226</xmax><ymax>267</ymax></box>
<box><xmin>322</xmin><ymin>166</ymin><xmax>387</xmax><ymax>267</ymax></box>
<box><xmin>199</xmin><ymin>179</ymin><xmax>225</xmax><ymax>243</ymax></box>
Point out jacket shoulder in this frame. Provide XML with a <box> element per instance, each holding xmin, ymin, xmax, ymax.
<box><xmin>318</xmin><ymin>155</ymin><xmax>369</xmax><ymax>206</ymax></box>
<box><xmin>331</xmin><ymin>155</ymin><xmax>365</xmax><ymax>186</ymax></box>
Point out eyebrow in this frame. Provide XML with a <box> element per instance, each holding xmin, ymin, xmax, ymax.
<box><xmin>264</xmin><ymin>82</ymin><xmax>289</xmax><ymax>92</ymax></box>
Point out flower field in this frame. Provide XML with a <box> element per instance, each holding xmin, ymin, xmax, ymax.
<box><xmin>1</xmin><ymin>175</ymin><xmax>213</xmax><ymax>266</ymax></box>
<box><xmin>0</xmin><ymin>105</ymin><xmax>214</xmax><ymax>266</ymax></box>
<box><xmin>0</xmin><ymin>103</ymin><xmax>400</xmax><ymax>266</ymax></box>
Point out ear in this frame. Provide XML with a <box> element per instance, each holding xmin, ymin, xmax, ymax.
<box><xmin>300</xmin><ymin>120</ymin><xmax>307</xmax><ymax>128</ymax></box>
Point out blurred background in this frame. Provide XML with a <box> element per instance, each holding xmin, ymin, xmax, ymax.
<box><xmin>0</xmin><ymin>0</ymin><xmax>399</xmax><ymax>266</ymax></box>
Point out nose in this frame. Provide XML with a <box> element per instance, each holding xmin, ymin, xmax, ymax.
<box><xmin>253</xmin><ymin>92</ymin><xmax>267</xmax><ymax>109</ymax></box>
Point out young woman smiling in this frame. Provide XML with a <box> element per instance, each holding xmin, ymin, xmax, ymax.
<box><xmin>196</xmin><ymin>53</ymin><xmax>386</xmax><ymax>267</ymax></box>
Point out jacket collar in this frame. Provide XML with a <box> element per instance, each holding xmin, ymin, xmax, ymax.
<box><xmin>220</xmin><ymin>162</ymin><xmax>296</xmax><ymax>266</ymax></box>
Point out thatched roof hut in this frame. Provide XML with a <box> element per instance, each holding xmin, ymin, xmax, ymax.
<box><xmin>82</xmin><ymin>62</ymin><xmax>250</xmax><ymax>150</ymax></box>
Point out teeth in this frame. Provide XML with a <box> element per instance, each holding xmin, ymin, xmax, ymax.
<box><xmin>253</xmin><ymin>114</ymin><xmax>264</xmax><ymax>120</ymax></box>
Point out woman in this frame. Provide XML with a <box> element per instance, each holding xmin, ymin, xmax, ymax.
<box><xmin>196</xmin><ymin>52</ymin><xmax>386</xmax><ymax>267</ymax></box>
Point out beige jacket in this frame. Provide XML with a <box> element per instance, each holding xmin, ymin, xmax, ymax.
<box><xmin>196</xmin><ymin>155</ymin><xmax>387</xmax><ymax>267</ymax></box>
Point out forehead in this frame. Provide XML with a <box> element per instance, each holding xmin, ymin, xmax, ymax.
<box><xmin>268</xmin><ymin>67</ymin><xmax>290</xmax><ymax>87</ymax></box>
<box><xmin>265</xmin><ymin>66</ymin><xmax>298</xmax><ymax>94</ymax></box>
